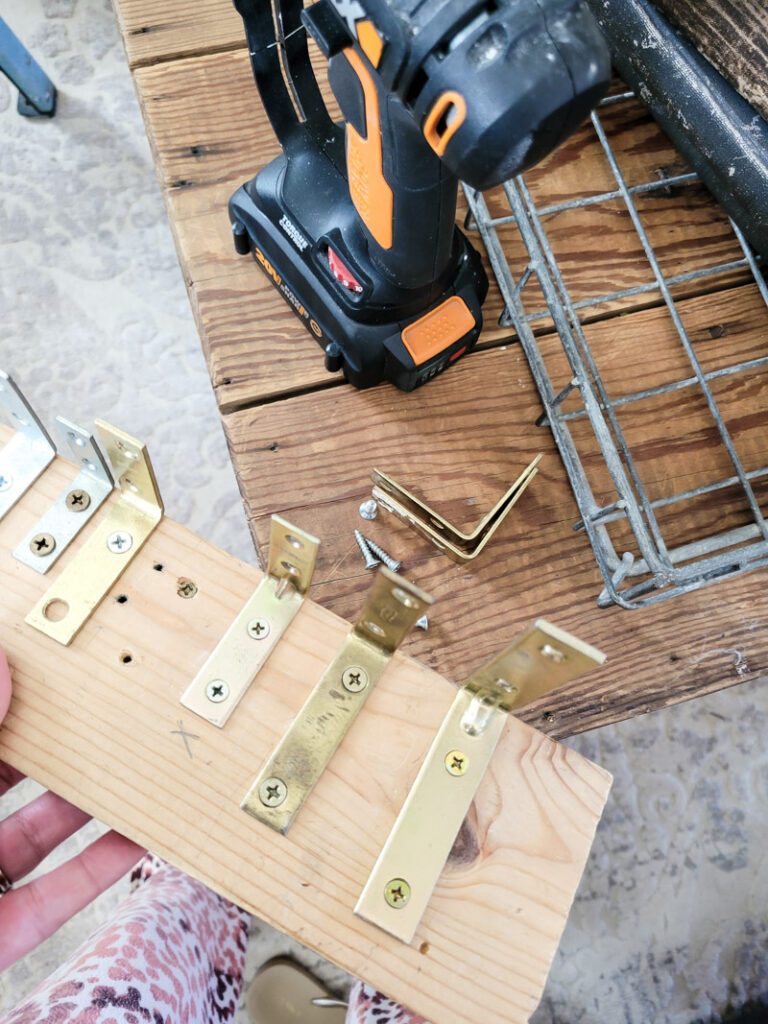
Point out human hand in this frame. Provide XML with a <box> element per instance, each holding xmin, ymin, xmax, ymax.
<box><xmin>0</xmin><ymin>648</ymin><xmax>144</xmax><ymax>970</ymax></box>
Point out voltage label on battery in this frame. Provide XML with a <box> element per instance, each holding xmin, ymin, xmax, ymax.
<box><xmin>254</xmin><ymin>247</ymin><xmax>323</xmax><ymax>340</ymax></box>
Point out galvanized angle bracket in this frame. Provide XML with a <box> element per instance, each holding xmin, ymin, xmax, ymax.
<box><xmin>13</xmin><ymin>417</ymin><xmax>114</xmax><ymax>573</ymax></box>
<box><xmin>241</xmin><ymin>566</ymin><xmax>434</xmax><ymax>834</ymax></box>
<box><xmin>0</xmin><ymin>369</ymin><xmax>55</xmax><ymax>522</ymax></box>
<box><xmin>25</xmin><ymin>420</ymin><xmax>163</xmax><ymax>646</ymax></box>
<box><xmin>354</xmin><ymin>620</ymin><xmax>605</xmax><ymax>944</ymax></box>
<box><xmin>181</xmin><ymin>515</ymin><xmax>320</xmax><ymax>728</ymax></box>
<box><xmin>371</xmin><ymin>454</ymin><xmax>542</xmax><ymax>562</ymax></box>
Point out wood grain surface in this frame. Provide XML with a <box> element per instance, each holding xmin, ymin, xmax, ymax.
<box><xmin>654</xmin><ymin>0</ymin><xmax>768</xmax><ymax>122</ymax></box>
<box><xmin>0</xmin><ymin>436</ymin><xmax>611</xmax><ymax>1024</ymax></box>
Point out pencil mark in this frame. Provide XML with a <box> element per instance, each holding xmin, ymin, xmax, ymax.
<box><xmin>171</xmin><ymin>720</ymin><xmax>200</xmax><ymax>759</ymax></box>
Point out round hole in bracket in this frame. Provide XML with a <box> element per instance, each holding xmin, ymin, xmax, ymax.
<box><xmin>392</xmin><ymin>587</ymin><xmax>418</xmax><ymax>609</ymax></box>
<box><xmin>365</xmin><ymin>620</ymin><xmax>386</xmax><ymax>638</ymax></box>
<box><xmin>284</xmin><ymin>534</ymin><xmax>304</xmax><ymax>551</ymax></box>
<box><xmin>280</xmin><ymin>561</ymin><xmax>300</xmax><ymax>577</ymax></box>
<box><xmin>122</xmin><ymin>477</ymin><xmax>139</xmax><ymax>492</ymax></box>
<box><xmin>12</xmin><ymin>412</ymin><xmax>29</xmax><ymax>427</ymax></box>
<box><xmin>43</xmin><ymin>599</ymin><xmax>69</xmax><ymax>622</ymax></box>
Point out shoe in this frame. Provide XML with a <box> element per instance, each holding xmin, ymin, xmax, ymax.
<box><xmin>246</xmin><ymin>957</ymin><xmax>348</xmax><ymax>1024</ymax></box>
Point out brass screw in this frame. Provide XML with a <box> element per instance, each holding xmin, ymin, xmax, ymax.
<box><xmin>65</xmin><ymin>489</ymin><xmax>91</xmax><ymax>512</ymax></box>
<box><xmin>177</xmin><ymin>578</ymin><xmax>198</xmax><ymax>599</ymax></box>
<box><xmin>247</xmin><ymin>617</ymin><xmax>270</xmax><ymax>640</ymax></box>
<box><xmin>384</xmin><ymin>878</ymin><xmax>411</xmax><ymax>908</ymax></box>
<box><xmin>342</xmin><ymin>666</ymin><xmax>369</xmax><ymax>692</ymax></box>
<box><xmin>205</xmin><ymin>679</ymin><xmax>229</xmax><ymax>703</ymax></box>
<box><xmin>444</xmin><ymin>749</ymin><xmax>469</xmax><ymax>776</ymax></box>
<box><xmin>259</xmin><ymin>777</ymin><xmax>287</xmax><ymax>807</ymax></box>
<box><xmin>30</xmin><ymin>533</ymin><xmax>56</xmax><ymax>556</ymax></box>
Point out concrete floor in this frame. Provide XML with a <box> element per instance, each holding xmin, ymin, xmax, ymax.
<box><xmin>0</xmin><ymin>2</ymin><xmax>766</xmax><ymax>1021</ymax></box>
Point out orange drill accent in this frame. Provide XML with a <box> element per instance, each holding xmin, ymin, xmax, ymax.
<box><xmin>344</xmin><ymin>46</ymin><xmax>393</xmax><ymax>250</ymax></box>
<box><xmin>401</xmin><ymin>296</ymin><xmax>476</xmax><ymax>366</ymax></box>
<box><xmin>423</xmin><ymin>90</ymin><xmax>467</xmax><ymax>157</ymax></box>
<box><xmin>356</xmin><ymin>19</ymin><xmax>384</xmax><ymax>67</ymax></box>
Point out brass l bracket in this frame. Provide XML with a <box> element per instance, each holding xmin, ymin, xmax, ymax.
<box><xmin>180</xmin><ymin>515</ymin><xmax>320</xmax><ymax>727</ymax></box>
<box><xmin>26</xmin><ymin>421</ymin><xmax>163</xmax><ymax>646</ymax></box>
<box><xmin>241</xmin><ymin>566</ymin><xmax>433</xmax><ymax>834</ymax></box>
<box><xmin>354</xmin><ymin>620</ymin><xmax>605</xmax><ymax>943</ymax></box>
<box><xmin>371</xmin><ymin>454</ymin><xmax>541</xmax><ymax>562</ymax></box>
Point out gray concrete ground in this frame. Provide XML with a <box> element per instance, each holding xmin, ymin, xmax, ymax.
<box><xmin>0</xmin><ymin>2</ymin><xmax>766</xmax><ymax>1021</ymax></box>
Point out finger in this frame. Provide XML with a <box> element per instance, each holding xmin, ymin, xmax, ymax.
<box><xmin>0</xmin><ymin>647</ymin><xmax>11</xmax><ymax>723</ymax></box>
<box><xmin>0</xmin><ymin>830</ymin><xmax>145</xmax><ymax>971</ymax></box>
<box><xmin>0</xmin><ymin>761</ymin><xmax>25</xmax><ymax>797</ymax></box>
<box><xmin>0</xmin><ymin>790</ymin><xmax>91</xmax><ymax>883</ymax></box>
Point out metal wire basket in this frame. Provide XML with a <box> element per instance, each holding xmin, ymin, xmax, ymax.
<box><xmin>464</xmin><ymin>91</ymin><xmax>768</xmax><ymax>609</ymax></box>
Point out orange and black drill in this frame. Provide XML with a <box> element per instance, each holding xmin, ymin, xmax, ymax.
<box><xmin>229</xmin><ymin>0</ymin><xmax>610</xmax><ymax>390</ymax></box>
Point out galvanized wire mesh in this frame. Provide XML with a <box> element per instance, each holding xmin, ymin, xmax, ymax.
<box><xmin>464</xmin><ymin>91</ymin><xmax>768</xmax><ymax>608</ymax></box>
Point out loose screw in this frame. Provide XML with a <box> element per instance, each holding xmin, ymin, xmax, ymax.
<box><xmin>354</xmin><ymin>530</ymin><xmax>379</xmax><ymax>570</ymax></box>
<box><xmin>359</xmin><ymin>498</ymin><xmax>378</xmax><ymax>521</ymax></box>
<box><xmin>362</xmin><ymin>537</ymin><xmax>401</xmax><ymax>573</ymax></box>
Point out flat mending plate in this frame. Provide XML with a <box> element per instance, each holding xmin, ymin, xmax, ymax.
<box><xmin>0</xmin><ymin>437</ymin><xmax>612</xmax><ymax>1024</ymax></box>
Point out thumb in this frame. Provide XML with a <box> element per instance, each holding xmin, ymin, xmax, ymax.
<box><xmin>0</xmin><ymin>648</ymin><xmax>11</xmax><ymax>724</ymax></box>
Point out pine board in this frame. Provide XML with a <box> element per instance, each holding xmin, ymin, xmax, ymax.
<box><xmin>224</xmin><ymin>282</ymin><xmax>768</xmax><ymax>735</ymax></box>
<box><xmin>654</xmin><ymin>0</ymin><xmax>768</xmax><ymax>123</ymax></box>
<box><xmin>131</xmin><ymin>46</ymin><xmax>751</xmax><ymax>411</ymax></box>
<box><xmin>114</xmin><ymin>0</ymin><xmax>244</xmax><ymax>68</ymax></box>
<box><xmin>0</xmin><ymin>433</ymin><xmax>610</xmax><ymax>1024</ymax></box>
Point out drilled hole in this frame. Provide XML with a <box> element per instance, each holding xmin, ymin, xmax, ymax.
<box><xmin>153</xmin><ymin>563</ymin><xmax>164</xmax><ymax>572</ymax></box>
<box><xmin>43</xmin><ymin>599</ymin><xmax>69</xmax><ymax>622</ymax></box>
<box><xmin>120</xmin><ymin>652</ymin><xmax>133</xmax><ymax>664</ymax></box>
<box><xmin>116</xmin><ymin>594</ymin><xmax>128</xmax><ymax>604</ymax></box>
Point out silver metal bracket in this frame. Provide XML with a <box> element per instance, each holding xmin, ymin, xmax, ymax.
<box><xmin>371</xmin><ymin>454</ymin><xmax>542</xmax><ymax>562</ymax></box>
<box><xmin>0</xmin><ymin>370</ymin><xmax>55</xmax><ymax>522</ymax></box>
<box><xmin>241</xmin><ymin>566</ymin><xmax>434</xmax><ymax>834</ymax></box>
<box><xmin>180</xmin><ymin>515</ymin><xmax>320</xmax><ymax>727</ymax></box>
<box><xmin>25</xmin><ymin>421</ymin><xmax>163</xmax><ymax>646</ymax></box>
<box><xmin>13</xmin><ymin>417</ymin><xmax>114</xmax><ymax>573</ymax></box>
<box><xmin>354</xmin><ymin>620</ymin><xmax>605</xmax><ymax>943</ymax></box>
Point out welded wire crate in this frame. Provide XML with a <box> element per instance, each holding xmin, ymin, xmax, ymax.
<box><xmin>464</xmin><ymin>90</ymin><xmax>768</xmax><ymax>609</ymax></box>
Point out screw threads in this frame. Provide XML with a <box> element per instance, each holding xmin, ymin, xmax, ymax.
<box><xmin>363</xmin><ymin>537</ymin><xmax>402</xmax><ymax>573</ymax></box>
<box><xmin>354</xmin><ymin>530</ymin><xmax>379</xmax><ymax>570</ymax></box>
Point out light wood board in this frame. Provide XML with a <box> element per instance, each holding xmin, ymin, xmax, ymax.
<box><xmin>0</xmin><ymin>434</ymin><xmax>611</xmax><ymax>1024</ymax></box>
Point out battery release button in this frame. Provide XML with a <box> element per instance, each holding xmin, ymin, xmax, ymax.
<box><xmin>328</xmin><ymin>247</ymin><xmax>363</xmax><ymax>293</ymax></box>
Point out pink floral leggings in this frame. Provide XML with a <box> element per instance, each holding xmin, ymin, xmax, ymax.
<box><xmin>1</xmin><ymin>857</ymin><xmax>427</xmax><ymax>1024</ymax></box>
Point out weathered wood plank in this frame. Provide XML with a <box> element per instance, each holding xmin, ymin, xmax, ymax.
<box><xmin>0</xmin><ymin>432</ymin><xmax>610</xmax><ymax>1024</ymax></box>
<box><xmin>132</xmin><ymin>48</ymin><xmax>750</xmax><ymax>410</ymax></box>
<box><xmin>223</xmin><ymin>282</ymin><xmax>768</xmax><ymax>734</ymax></box>
<box><xmin>113</xmin><ymin>0</ymin><xmax>244</xmax><ymax>68</ymax></box>
<box><xmin>654</xmin><ymin>0</ymin><xmax>768</xmax><ymax>122</ymax></box>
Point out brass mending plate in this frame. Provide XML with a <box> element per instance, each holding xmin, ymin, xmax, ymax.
<box><xmin>180</xmin><ymin>516</ymin><xmax>319</xmax><ymax>727</ymax></box>
<box><xmin>371</xmin><ymin>454</ymin><xmax>541</xmax><ymax>562</ymax></box>
<box><xmin>25</xmin><ymin>421</ymin><xmax>163</xmax><ymax>646</ymax></box>
<box><xmin>241</xmin><ymin>566</ymin><xmax>433</xmax><ymax>834</ymax></box>
<box><xmin>354</xmin><ymin>620</ymin><xmax>605</xmax><ymax>943</ymax></box>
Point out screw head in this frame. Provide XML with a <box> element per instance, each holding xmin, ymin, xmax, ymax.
<box><xmin>205</xmin><ymin>679</ymin><xmax>229</xmax><ymax>703</ymax></box>
<box><xmin>30</xmin><ymin>533</ymin><xmax>56</xmax><ymax>557</ymax></box>
<box><xmin>384</xmin><ymin>878</ymin><xmax>411</xmax><ymax>908</ymax></box>
<box><xmin>65</xmin><ymin>489</ymin><xmax>91</xmax><ymax>512</ymax></box>
<box><xmin>107</xmin><ymin>531</ymin><xmax>133</xmax><ymax>554</ymax></box>
<box><xmin>0</xmin><ymin>474</ymin><xmax>13</xmax><ymax>492</ymax></box>
<box><xmin>247</xmin><ymin>617</ymin><xmax>270</xmax><ymax>640</ymax></box>
<box><xmin>359</xmin><ymin>499</ymin><xmax>378</xmax><ymax>521</ymax></box>
<box><xmin>342</xmin><ymin>666</ymin><xmax>369</xmax><ymax>693</ymax></box>
<box><xmin>259</xmin><ymin>777</ymin><xmax>287</xmax><ymax>807</ymax></box>
<box><xmin>177</xmin><ymin>578</ymin><xmax>198</xmax><ymax>599</ymax></box>
<box><xmin>444</xmin><ymin>749</ymin><xmax>469</xmax><ymax>776</ymax></box>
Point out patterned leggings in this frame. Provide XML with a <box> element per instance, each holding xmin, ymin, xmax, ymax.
<box><xmin>1</xmin><ymin>858</ymin><xmax>427</xmax><ymax>1024</ymax></box>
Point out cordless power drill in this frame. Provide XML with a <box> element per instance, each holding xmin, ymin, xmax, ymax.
<box><xmin>229</xmin><ymin>0</ymin><xmax>610</xmax><ymax>390</ymax></box>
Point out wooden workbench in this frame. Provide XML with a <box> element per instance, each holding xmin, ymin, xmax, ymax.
<box><xmin>114</xmin><ymin>0</ymin><xmax>767</xmax><ymax>742</ymax></box>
